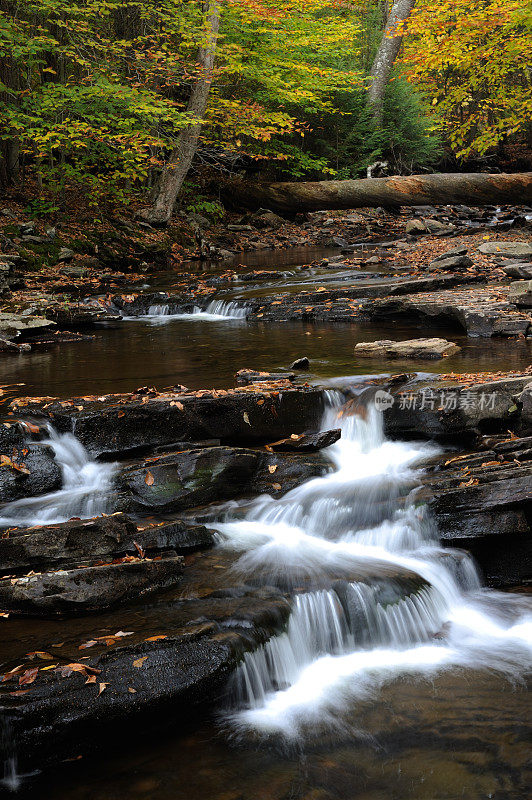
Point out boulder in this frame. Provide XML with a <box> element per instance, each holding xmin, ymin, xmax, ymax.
<box><xmin>478</xmin><ymin>241</ymin><xmax>532</xmax><ymax>258</ymax></box>
<box><xmin>248</xmin><ymin>210</ymin><xmax>285</xmax><ymax>230</ymax></box>
<box><xmin>502</xmin><ymin>263</ymin><xmax>532</xmax><ymax>279</ymax></box>
<box><xmin>291</xmin><ymin>357</ymin><xmax>310</xmax><ymax>369</ymax></box>
<box><xmin>0</xmin><ymin>552</ymin><xmax>184</xmax><ymax>614</ymax></box>
<box><xmin>119</xmin><ymin>447</ymin><xmax>261</xmax><ymax>512</ymax></box>
<box><xmin>355</xmin><ymin>338</ymin><xmax>461</xmax><ymax>360</ymax></box>
<box><xmin>406</xmin><ymin>218</ymin><xmax>452</xmax><ymax>235</ymax></box>
<box><xmin>57</xmin><ymin>247</ymin><xmax>75</xmax><ymax>262</ymax></box>
<box><xmin>0</xmin><ymin>424</ymin><xmax>62</xmax><ymax>503</ymax></box>
<box><xmin>118</xmin><ymin>444</ymin><xmax>333</xmax><ymax>512</ymax></box>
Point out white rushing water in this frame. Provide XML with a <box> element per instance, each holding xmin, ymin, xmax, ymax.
<box><xmin>127</xmin><ymin>299</ymin><xmax>249</xmax><ymax>324</ymax></box>
<box><xmin>0</xmin><ymin>426</ymin><xmax>115</xmax><ymax>527</ymax></box>
<box><xmin>215</xmin><ymin>392</ymin><xmax>532</xmax><ymax>739</ymax></box>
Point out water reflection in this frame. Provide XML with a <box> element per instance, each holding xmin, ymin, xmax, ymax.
<box><xmin>0</xmin><ymin>319</ymin><xmax>530</xmax><ymax>399</ymax></box>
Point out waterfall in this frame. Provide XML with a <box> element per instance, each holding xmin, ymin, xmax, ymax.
<box><xmin>217</xmin><ymin>390</ymin><xmax>532</xmax><ymax>738</ymax></box>
<box><xmin>192</xmin><ymin>300</ymin><xmax>249</xmax><ymax>319</ymax></box>
<box><xmin>0</xmin><ymin>426</ymin><xmax>115</xmax><ymax>527</ymax></box>
<box><xmin>127</xmin><ymin>299</ymin><xmax>249</xmax><ymax>324</ymax></box>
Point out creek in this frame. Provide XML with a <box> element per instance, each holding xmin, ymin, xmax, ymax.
<box><xmin>0</xmin><ymin>248</ymin><xmax>530</xmax><ymax>798</ymax></box>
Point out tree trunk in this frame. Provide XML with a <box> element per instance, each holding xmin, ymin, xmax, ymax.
<box><xmin>368</xmin><ymin>0</ymin><xmax>414</xmax><ymax>124</ymax></box>
<box><xmin>226</xmin><ymin>173</ymin><xmax>532</xmax><ymax>212</ymax></box>
<box><xmin>140</xmin><ymin>0</ymin><xmax>221</xmax><ymax>225</ymax></box>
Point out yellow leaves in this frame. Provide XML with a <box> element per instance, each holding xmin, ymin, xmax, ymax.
<box><xmin>243</xmin><ymin>412</ymin><xmax>251</xmax><ymax>425</ymax></box>
<box><xmin>268</xmin><ymin>464</ymin><xmax>277</xmax><ymax>474</ymax></box>
<box><xmin>133</xmin><ymin>656</ymin><xmax>148</xmax><ymax>668</ymax></box>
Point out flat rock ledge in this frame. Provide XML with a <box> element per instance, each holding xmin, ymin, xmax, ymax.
<box><xmin>355</xmin><ymin>338</ymin><xmax>461</xmax><ymax>360</ymax></box>
<box><xmin>382</xmin><ymin>371</ymin><xmax>532</xmax><ymax>442</ymax></box>
<box><xmin>9</xmin><ymin>381</ymin><xmax>326</xmax><ymax>459</ymax></box>
<box><xmin>365</xmin><ymin>285</ymin><xmax>532</xmax><ymax>337</ymax></box>
<box><xmin>1</xmin><ymin>588</ymin><xmax>291</xmax><ymax>772</ymax></box>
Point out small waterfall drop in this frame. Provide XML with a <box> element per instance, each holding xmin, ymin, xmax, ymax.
<box><xmin>130</xmin><ymin>299</ymin><xmax>249</xmax><ymax>323</ymax></box>
<box><xmin>0</xmin><ymin>426</ymin><xmax>115</xmax><ymax>527</ymax></box>
<box><xmin>192</xmin><ymin>299</ymin><xmax>249</xmax><ymax>319</ymax></box>
<box><xmin>217</xmin><ymin>389</ymin><xmax>532</xmax><ymax>738</ymax></box>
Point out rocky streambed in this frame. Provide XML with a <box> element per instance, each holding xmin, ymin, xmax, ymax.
<box><xmin>0</xmin><ymin>208</ymin><xmax>531</xmax><ymax>798</ymax></box>
<box><xmin>0</xmin><ymin>366</ymin><xmax>530</xmax><ymax>789</ymax></box>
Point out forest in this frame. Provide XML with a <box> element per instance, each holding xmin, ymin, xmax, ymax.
<box><xmin>0</xmin><ymin>2</ymin><xmax>531</xmax><ymax>799</ymax></box>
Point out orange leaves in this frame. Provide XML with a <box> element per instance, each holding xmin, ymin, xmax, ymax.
<box><xmin>56</xmin><ymin>663</ymin><xmax>101</xmax><ymax>678</ymax></box>
<box><xmin>145</xmin><ymin>470</ymin><xmax>155</xmax><ymax>486</ymax></box>
<box><xmin>0</xmin><ymin>455</ymin><xmax>30</xmax><ymax>474</ymax></box>
<box><xmin>19</xmin><ymin>667</ymin><xmax>39</xmax><ymax>685</ymax></box>
<box><xmin>133</xmin><ymin>656</ymin><xmax>148</xmax><ymax>668</ymax></box>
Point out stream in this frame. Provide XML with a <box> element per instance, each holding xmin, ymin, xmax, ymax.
<box><xmin>0</xmin><ymin>248</ymin><xmax>531</xmax><ymax>798</ymax></box>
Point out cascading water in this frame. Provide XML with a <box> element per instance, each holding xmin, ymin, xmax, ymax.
<box><xmin>130</xmin><ymin>299</ymin><xmax>249</xmax><ymax>324</ymax></box>
<box><xmin>216</xmin><ymin>391</ymin><xmax>532</xmax><ymax>738</ymax></box>
<box><xmin>0</xmin><ymin>426</ymin><xmax>115</xmax><ymax>527</ymax></box>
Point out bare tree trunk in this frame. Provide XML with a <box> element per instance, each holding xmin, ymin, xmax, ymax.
<box><xmin>227</xmin><ymin>173</ymin><xmax>532</xmax><ymax>212</ymax></box>
<box><xmin>139</xmin><ymin>0</ymin><xmax>221</xmax><ymax>225</ymax></box>
<box><xmin>368</xmin><ymin>0</ymin><xmax>414</xmax><ymax>124</ymax></box>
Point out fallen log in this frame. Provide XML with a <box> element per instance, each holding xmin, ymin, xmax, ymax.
<box><xmin>228</xmin><ymin>172</ymin><xmax>532</xmax><ymax>212</ymax></box>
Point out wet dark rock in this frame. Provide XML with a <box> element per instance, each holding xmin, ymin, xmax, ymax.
<box><xmin>31</xmin><ymin>300</ymin><xmax>123</xmax><ymax>329</ymax></box>
<box><xmin>12</xmin><ymin>386</ymin><xmax>326</xmax><ymax>458</ymax></box>
<box><xmin>131</xmin><ymin>519</ymin><xmax>215</xmax><ymax>555</ymax></box>
<box><xmin>0</xmin><ymin>337</ymin><xmax>31</xmax><ymax>353</ymax></box>
<box><xmin>119</xmin><ymin>447</ymin><xmax>261</xmax><ymax>512</ymax></box>
<box><xmin>0</xmin><ymin>552</ymin><xmax>184</xmax><ymax>614</ymax></box>
<box><xmin>419</xmin><ymin>444</ymin><xmax>532</xmax><ymax>587</ymax></box>
<box><xmin>0</xmin><ymin>424</ymin><xmax>61</xmax><ymax>503</ymax></box>
<box><xmin>518</xmin><ymin>381</ymin><xmax>532</xmax><ymax>426</ymax></box>
<box><xmin>267</xmin><ymin>429</ymin><xmax>341</xmax><ymax>452</ymax></box>
<box><xmin>118</xmin><ymin>444</ymin><xmax>333</xmax><ymax>512</ymax></box>
<box><xmin>355</xmin><ymin>338</ymin><xmax>461</xmax><ymax>360</ymax></box>
<box><xmin>291</xmin><ymin>357</ymin><xmax>310</xmax><ymax>369</ymax></box>
<box><xmin>0</xmin><ymin>513</ymin><xmax>138</xmax><ymax>573</ymax></box>
<box><xmin>246</xmin><ymin>274</ymin><xmax>485</xmax><ymax>325</ymax></box>
<box><xmin>251</xmin><ymin>451</ymin><xmax>332</xmax><ymax>496</ymax></box>
<box><xmin>383</xmin><ymin>375</ymin><xmax>532</xmax><ymax>442</ymax></box>
<box><xmin>3</xmin><ymin>589</ymin><xmax>290</xmax><ymax>771</ymax></box>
